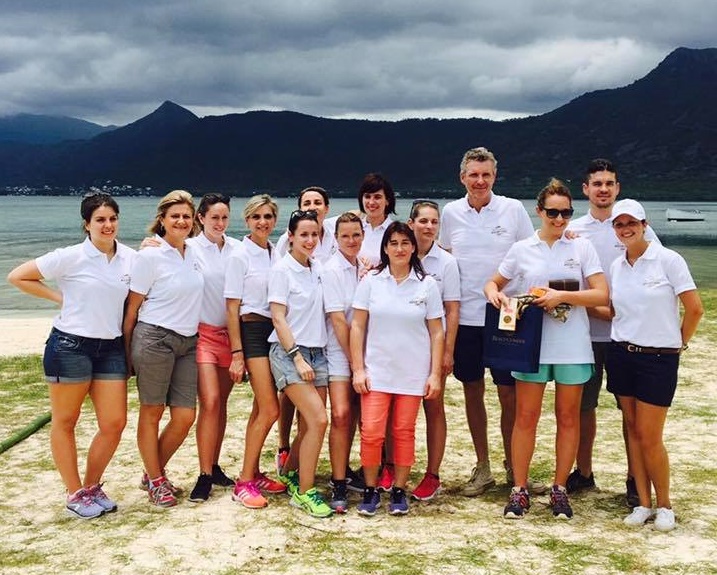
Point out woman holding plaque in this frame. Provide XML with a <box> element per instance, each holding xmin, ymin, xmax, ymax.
<box><xmin>484</xmin><ymin>178</ymin><xmax>608</xmax><ymax>520</ymax></box>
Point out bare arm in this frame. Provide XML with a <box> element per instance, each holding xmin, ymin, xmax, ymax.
<box><xmin>442</xmin><ymin>301</ymin><xmax>459</xmax><ymax>376</ymax></box>
<box><xmin>484</xmin><ymin>272</ymin><xmax>511</xmax><ymax>309</ymax></box>
<box><xmin>226</xmin><ymin>298</ymin><xmax>245</xmax><ymax>383</ymax></box>
<box><xmin>679</xmin><ymin>290</ymin><xmax>704</xmax><ymax>348</ymax></box>
<box><xmin>350</xmin><ymin>309</ymin><xmax>369</xmax><ymax>394</ymax></box>
<box><xmin>329</xmin><ymin>311</ymin><xmax>352</xmax><ymax>370</ymax></box>
<box><xmin>270</xmin><ymin>301</ymin><xmax>314</xmax><ymax>382</ymax></box>
<box><xmin>587</xmin><ymin>304</ymin><xmax>614</xmax><ymax>321</ymax></box>
<box><xmin>424</xmin><ymin>317</ymin><xmax>445</xmax><ymax>399</ymax></box>
<box><xmin>7</xmin><ymin>260</ymin><xmax>62</xmax><ymax>305</ymax></box>
<box><xmin>122</xmin><ymin>291</ymin><xmax>145</xmax><ymax>376</ymax></box>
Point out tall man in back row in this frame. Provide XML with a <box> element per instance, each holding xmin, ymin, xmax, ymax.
<box><xmin>439</xmin><ymin>147</ymin><xmax>544</xmax><ymax>494</ymax></box>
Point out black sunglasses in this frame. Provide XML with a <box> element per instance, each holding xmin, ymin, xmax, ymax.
<box><xmin>543</xmin><ymin>207</ymin><xmax>574</xmax><ymax>219</ymax></box>
<box><xmin>289</xmin><ymin>209</ymin><xmax>318</xmax><ymax>226</ymax></box>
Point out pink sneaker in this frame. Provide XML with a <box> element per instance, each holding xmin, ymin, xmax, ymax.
<box><xmin>411</xmin><ymin>473</ymin><xmax>442</xmax><ymax>501</ymax></box>
<box><xmin>232</xmin><ymin>480</ymin><xmax>268</xmax><ymax>509</ymax></box>
<box><xmin>148</xmin><ymin>477</ymin><xmax>178</xmax><ymax>508</ymax></box>
<box><xmin>254</xmin><ymin>472</ymin><xmax>287</xmax><ymax>494</ymax></box>
<box><xmin>377</xmin><ymin>465</ymin><xmax>395</xmax><ymax>492</ymax></box>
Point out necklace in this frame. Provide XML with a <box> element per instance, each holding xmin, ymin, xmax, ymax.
<box><xmin>394</xmin><ymin>272</ymin><xmax>410</xmax><ymax>283</ymax></box>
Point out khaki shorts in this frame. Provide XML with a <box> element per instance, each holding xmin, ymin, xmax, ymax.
<box><xmin>132</xmin><ymin>322</ymin><xmax>198</xmax><ymax>408</ymax></box>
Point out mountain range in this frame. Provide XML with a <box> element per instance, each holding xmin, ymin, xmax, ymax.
<box><xmin>0</xmin><ymin>46</ymin><xmax>715</xmax><ymax>200</ymax></box>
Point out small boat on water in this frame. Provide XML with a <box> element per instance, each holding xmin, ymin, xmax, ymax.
<box><xmin>666</xmin><ymin>208</ymin><xmax>705</xmax><ymax>222</ymax></box>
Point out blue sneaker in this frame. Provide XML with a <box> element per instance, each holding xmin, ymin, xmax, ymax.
<box><xmin>66</xmin><ymin>488</ymin><xmax>105</xmax><ymax>519</ymax></box>
<box><xmin>388</xmin><ymin>487</ymin><xmax>409</xmax><ymax>515</ymax></box>
<box><xmin>87</xmin><ymin>483</ymin><xmax>118</xmax><ymax>513</ymax></box>
<box><xmin>357</xmin><ymin>488</ymin><xmax>381</xmax><ymax>517</ymax></box>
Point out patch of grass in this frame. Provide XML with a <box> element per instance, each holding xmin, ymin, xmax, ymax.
<box><xmin>606</xmin><ymin>550</ymin><xmax>650</xmax><ymax>572</ymax></box>
<box><xmin>0</xmin><ymin>546</ymin><xmax>47</xmax><ymax>568</ymax></box>
<box><xmin>536</xmin><ymin>537</ymin><xmax>594</xmax><ymax>574</ymax></box>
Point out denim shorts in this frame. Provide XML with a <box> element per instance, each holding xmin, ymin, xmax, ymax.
<box><xmin>131</xmin><ymin>322</ymin><xmax>198</xmax><ymax>408</ymax></box>
<box><xmin>269</xmin><ymin>343</ymin><xmax>329</xmax><ymax>392</ymax></box>
<box><xmin>43</xmin><ymin>327</ymin><xmax>127</xmax><ymax>384</ymax></box>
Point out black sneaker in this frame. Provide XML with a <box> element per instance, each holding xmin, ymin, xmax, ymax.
<box><xmin>189</xmin><ymin>473</ymin><xmax>213</xmax><ymax>502</ymax></box>
<box><xmin>625</xmin><ymin>477</ymin><xmax>640</xmax><ymax>508</ymax></box>
<box><xmin>346</xmin><ymin>466</ymin><xmax>367</xmax><ymax>493</ymax></box>
<box><xmin>329</xmin><ymin>480</ymin><xmax>349</xmax><ymax>514</ymax></box>
<box><xmin>211</xmin><ymin>464</ymin><xmax>236</xmax><ymax>487</ymax></box>
<box><xmin>549</xmin><ymin>485</ymin><xmax>573</xmax><ymax>519</ymax></box>
<box><xmin>503</xmin><ymin>487</ymin><xmax>530</xmax><ymax>519</ymax></box>
<box><xmin>565</xmin><ymin>468</ymin><xmax>596</xmax><ymax>494</ymax></box>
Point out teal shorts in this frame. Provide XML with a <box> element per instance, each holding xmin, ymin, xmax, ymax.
<box><xmin>512</xmin><ymin>363</ymin><xmax>594</xmax><ymax>385</ymax></box>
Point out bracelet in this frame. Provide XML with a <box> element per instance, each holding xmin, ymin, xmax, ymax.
<box><xmin>231</xmin><ymin>349</ymin><xmax>243</xmax><ymax>354</ymax></box>
<box><xmin>681</xmin><ymin>343</ymin><xmax>689</xmax><ymax>352</ymax></box>
<box><xmin>286</xmin><ymin>345</ymin><xmax>300</xmax><ymax>358</ymax></box>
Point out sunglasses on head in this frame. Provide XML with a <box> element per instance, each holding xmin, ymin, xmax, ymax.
<box><xmin>411</xmin><ymin>199</ymin><xmax>439</xmax><ymax>209</ymax></box>
<box><xmin>543</xmin><ymin>207</ymin><xmax>574</xmax><ymax>219</ymax></box>
<box><xmin>289</xmin><ymin>209</ymin><xmax>318</xmax><ymax>226</ymax></box>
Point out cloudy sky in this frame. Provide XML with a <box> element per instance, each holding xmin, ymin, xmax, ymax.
<box><xmin>0</xmin><ymin>0</ymin><xmax>714</xmax><ymax>126</ymax></box>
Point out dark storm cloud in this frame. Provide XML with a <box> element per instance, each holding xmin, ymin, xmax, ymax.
<box><xmin>0</xmin><ymin>1</ymin><xmax>714</xmax><ymax>124</ymax></box>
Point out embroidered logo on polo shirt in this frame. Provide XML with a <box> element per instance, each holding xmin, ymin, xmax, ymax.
<box><xmin>409</xmin><ymin>291</ymin><xmax>428</xmax><ymax>306</ymax></box>
<box><xmin>491</xmin><ymin>226</ymin><xmax>509</xmax><ymax>236</ymax></box>
<box><xmin>563</xmin><ymin>258</ymin><xmax>581</xmax><ymax>270</ymax></box>
<box><xmin>642</xmin><ymin>275</ymin><xmax>665</xmax><ymax>288</ymax></box>
<box><xmin>120</xmin><ymin>273</ymin><xmax>131</xmax><ymax>286</ymax></box>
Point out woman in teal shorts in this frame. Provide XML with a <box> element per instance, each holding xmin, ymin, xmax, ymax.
<box><xmin>484</xmin><ymin>179</ymin><xmax>608</xmax><ymax>520</ymax></box>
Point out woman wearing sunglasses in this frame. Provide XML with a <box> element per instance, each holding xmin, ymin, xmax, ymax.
<box><xmin>267</xmin><ymin>209</ymin><xmax>333</xmax><ymax>518</ymax></box>
<box><xmin>225</xmin><ymin>194</ymin><xmax>286</xmax><ymax>509</ymax></box>
<box><xmin>484</xmin><ymin>178</ymin><xmax>608</xmax><ymax>521</ymax></box>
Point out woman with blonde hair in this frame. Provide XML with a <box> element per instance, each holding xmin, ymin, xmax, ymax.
<box><xmin>225</xmin><ymin>194</ymin><xmax>286</xmax><ymax>509</ymax></box>
<box><xmin>123</xmin><ymin>190</ymin><xmax>204</xmax><ymax>508</ymax></box>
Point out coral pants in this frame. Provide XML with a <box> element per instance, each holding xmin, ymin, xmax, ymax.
<box><xmin>360</xmin><ymin>391</ymin><xmax>422</xmax><ymax>467</ymax></box>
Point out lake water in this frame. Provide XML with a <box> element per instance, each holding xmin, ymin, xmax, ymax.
<box><xmin>1</xmin><ymin>195</ymin><xmax>715</xmax><ymax>316</ymax></box>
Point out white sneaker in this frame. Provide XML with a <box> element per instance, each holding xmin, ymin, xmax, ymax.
<box><xmin>461</xmin><ymin>461</ymin><xmax>495</xmax><ymax>496</ymax></box>
<box><xmin>623</xmin><ymin>505</ymin><xmax>653</xmax><ymax>526</ymax></box>
<box><xmin>654</xmin><ymin>507</ymin><xmax>676</xmax><ymax>532</ymax></box>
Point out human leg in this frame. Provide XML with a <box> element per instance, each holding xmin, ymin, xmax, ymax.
<box><xmin>49</xmin><ymin>382</ymin><xmax>91</xmax><ymax>494</ymax></box>
<box><xmin>85</xmin><ymin>379</ymin><xmax>127</xmax><ymax>486</ymax></box>
<box><xmin>510</xmin><ymin>381</ymin><xmax>546</xmax><ymax>488</ymax></box>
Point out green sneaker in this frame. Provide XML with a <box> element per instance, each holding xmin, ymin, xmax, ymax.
<box><xmin>279</xmin><ymin>470</ymin><xmax>300</xmax><ymax>496</ymax></box>
<box><xmin>290</xmin><ymin>487</ymin><xmax>334</xmax><ymax>518</ymax></box>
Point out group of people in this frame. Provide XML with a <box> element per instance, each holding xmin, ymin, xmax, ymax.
<box><xmin>7</xmin><ymin>148</ymin><xmax>702</xmax><ymax>531</ymax></box>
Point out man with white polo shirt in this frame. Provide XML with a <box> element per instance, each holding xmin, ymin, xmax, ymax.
<box><xmin>438</xmin><ymin>147</ymin><xmax>537</xmax><ymax>496</ymax></box>
<box><xmin>566</xmin><ymin>158</ymin><xmax>659</xmax><ymax>506</ymax></box>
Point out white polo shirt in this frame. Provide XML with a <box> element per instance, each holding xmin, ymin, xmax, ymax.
<box><xmin>130</xmin><ymin>235</ymin><xmax>204</xmax><ymax>336</ymax></box>
<box><xmin>439</xmin><ymin>194</ymin><xmax>533</xmax><ymax>326</ymax></box>
<box><xmin>359</xmin><ymin>216</ymin><xmax>394</xmax><ymax>267</ymax></box>
<box><xmin>36</xmin><ymin>238</ymin><xmax>136</xmax><ymax>339</ymax></box>
<box><xmin>275</xmin><ymin>219</ymin><xmax>338</xmax><ymax>263</ymax></box>
<box><xmin>568</xmin><ymin>213</ymin><xmax>660</xmax><ymax>342</ymax></box>
<box><xmin>188</xmin><ymin>233</ymin><xmax>243</xmax><ymax>327</ymax></box>
<box><xmin>267</xmin><ymin>254</ymin><xmax>327</xmax><ymax>347</ymax></box>
<box><xmin>323</xmin><ymin>250</ymin><xmax>362</xmax><ymax>365</ymax></box>
<box><xmin>224</xmin><ymin>236</ymin><xmax>277</xmax><ymax>318</ymax></box>
<box><xmin>353</xmin><ymin>269</ymin><xmax>444</xmax><ymax>396</ymax></box>
<box><xmin>498</xmin><ymin>232</ymin><xmax>603</xmax><ymax>364</ymax></box>
<box><xmin>610</xmin><ymin>242</ymin><xmax>695</xmax><ymax>348</ymax></box>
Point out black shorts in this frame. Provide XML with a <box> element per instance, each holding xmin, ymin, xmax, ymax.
<box><xmin>453</xmin><ymin>324</ymin><xmax>514</xmax><ymax>386</ymax></box>
<box><xmin>240</xmin><ymin>317</ymin><xmax>274</xmax><ymax>359</ymax></box>
<box><xmin>605</xmin><ymin>342</ymin><xmax>679</xmax><ymax>407</ymax></box>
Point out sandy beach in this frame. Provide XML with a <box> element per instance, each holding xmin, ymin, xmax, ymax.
<box><xmin>1</xmin><ymin>317</ymin><xmax>715</xmax><ymax>574</ymax></box>
<box><xmin>0</xmin><ymin>317</ymin><xmax>54</xmax><ymax>358</ymax></box>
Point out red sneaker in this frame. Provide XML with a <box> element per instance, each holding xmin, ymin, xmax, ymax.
<box><xmin>377</xmin><ymin>465</ymin><xmax>395</xmax><ymax>492</ymax></box>
<box><xmin>411</xmin><ymin>473</ymin><xmax>442</xmax><ymax>501</ymax></box>
<box><xmin>254</xmin><ymin>472</ymin><xmax>287</xmax><ymax>494</ymax></box>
